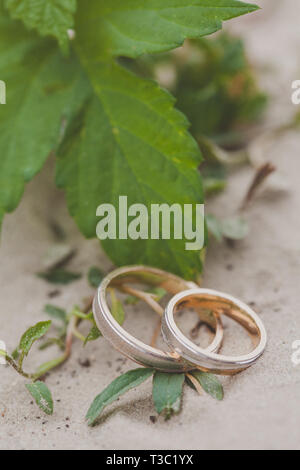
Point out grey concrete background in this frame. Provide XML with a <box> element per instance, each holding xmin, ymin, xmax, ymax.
<box><xmin>0</xmin><ymin>0</ymin><xmax>300</xmax><ymax>450</ymax></box>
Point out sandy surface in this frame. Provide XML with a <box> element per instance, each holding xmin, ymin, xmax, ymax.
<box><xmin>0</xmin><ymin>0</ymin><xmax>300</xmax><ymax>450</ymax></box>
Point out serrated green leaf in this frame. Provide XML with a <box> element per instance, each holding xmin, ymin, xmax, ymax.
<box><xmin>37</xmin><ymin>269</ymin><xmax>81</xmax><ymax>285</ymax></box>
<box><xmin>84</xmin><ymin>325</ymin><xmax>101</xmax><ymax>345</ymax></box>
<box><xmin>191</xmin><ymin>371</ymin><xmax>223</xmax><ymax>401</ymax></box>
<box><xmin>75</xmin><ymin>0</ymin><xmax>259</xmax><ymax>60</ymax></box>
<box><xmin>44</xmin><ymin>304</ymin><xmax>68</xmax><ymax>323</ymax></box>
<box><xmin>152</xmin><ymin>372</ymin><xmax>185</xmax><ymax>419</ymax></box>
<box><xmin>221</xmin><ymin>215</ymin><xmax>248</xmax><ymax>240</ymax></box>
<box><xmin>87</xmin><ymin>266</ymin><xmax>104</xmax><ymax>288</ymax></box>
<box><xmin>0</xmin><ymin>2</ymin><xmax>90</xmax><ymax>226</ymax></box>
<box><xmin>5</xmin><ymin>0</ymin><xmax>77</xmax><ymax>52</ymax></box>
<box><xmin>56</xmin><ymin>60</ymin><xmax>204</xmax><ymax>279</ymax></box>
<box><xmin>25</xmin><ymin>381</ymin><xmax>54</xmax><ymax>415</ymax></box>
<box><xmin>19</xmin><ymin>321</ymin><xmax>52</xmax><ymax>355</ymax></box>
<box><xmin>86</xmin><ymin>368</ymin><xmax>154</xmax><ymax>426</ymax></box>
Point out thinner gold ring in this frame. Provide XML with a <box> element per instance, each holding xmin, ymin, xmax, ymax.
<box><xmin>162</xmin><ymin>288</ymin><xmax>267</xmax><ymax>375</ymax></box>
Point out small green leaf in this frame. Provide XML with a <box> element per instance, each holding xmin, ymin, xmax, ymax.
<box><xmin>191</xmin><ymin>371</ymin><xmax>224</xmax><ymax>401</ymax></box>
<box><xmin>84</xmin><ymin>326</ymin><xmax>101</xmax><ymax>345</ymax></box>
<box><xmin>149</xmin><ymin>287</ymin><xmax>167</xmax><ymax>301</ymax></box>
<box><xmin>221</xmin><ymin>216</ymin><xmax>249</xmax><ymax>240</ymax></box>
<box><xmin>87</xmin><ymin>266</ymin><xmax>104</xmax><ymax>288</ymax></box>
<box><xmin>19</xmin><ymin>321</ymin><xmax>52</xmax><ymax>356</ymax></box>
<box><xmin>110</xmin><ymin>289</ymin><xmax>125</xmax><ymax>325</ymax></box>
<box><xmin>25</xmin><ymin>381</ymin><xmax>53</xmax><ymax>415</ymax></box>
<box><xmin>125</xmin><ymin>287</ymin><xmax>167</xmax><ymax>305</ymax></box>
<box><xmin>86</xmin><ymin>368</ymin><xmax>154</xmax><ymax>426</ymax></box>
<box><xmin>44</xmin><ymin>304</ymin><xmax>67</xmax><ymax>324</ymax></box>
<box><xmin>125</xmin><ymin>295</ymin><xmax>140</xmax><ymax>306</ymax></box>
<box><xmin>36</xmin><ymin>356</ymin><xmax>65</xmax><ymax>376</ymax></box>
<box><xmin>37</xmin><ymin>269</ymin><xmax>81</xmax><ymax>285</ymax></box>
<box><xmin>11</xmin><ymin>348</ymin><xmax>20</xmax><ymax>360</ymax></box>
<box><xmin>152</xmin><ymin>372</ymin><xmax>185</xmax><ymax>419</ymax></box>
<box><xmin>203</xmin><ymin>177</ymin><xmax>227</xmax><ymax>196</ymax></box>
<box><xmin>206</xmin><ymin>214</ymin><xmax>223</xmax><ymax>242</ymax></box>
<box><xmin>38</xmin><ymin>337</ymin><xmax>65</xmax><ymax>351</ymax></box>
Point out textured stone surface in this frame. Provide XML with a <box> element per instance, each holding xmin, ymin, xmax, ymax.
<box><xmin>0</xmin><ymin>0</ymin><xmax>299</xmax><ymax>450</ymax></box>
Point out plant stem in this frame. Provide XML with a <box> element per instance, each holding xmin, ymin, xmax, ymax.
<box><xmin>118</xmin><ymin>284</ymin><xmax>164</xmax><ymax>316</ymax></box>
<box><xmin>5</xmin><ymin>354</ymin><xmax>37</xmax><ymax>380</ymax></box>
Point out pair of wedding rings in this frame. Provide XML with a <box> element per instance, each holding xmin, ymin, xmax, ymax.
<box><xmin>93</xmin><ymin>266</ymin><xmax>267</xmax><ymax>375</ymax></box>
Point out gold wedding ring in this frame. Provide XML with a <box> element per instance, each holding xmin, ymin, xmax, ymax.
<box><xmin>162</xmin><ymin>288</ymin><xmax>267</xmax><ymax>375</ymax></box>
<box><xmin>93</xmin><ymin>266</ymin><xmax>224</xmax><ymax>372</ymax></box>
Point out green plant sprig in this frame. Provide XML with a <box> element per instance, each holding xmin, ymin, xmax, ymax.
<box><xmin>1</xmin><ymin>267</ymin><xmax>224</xmax><ymax>423</ymax></box>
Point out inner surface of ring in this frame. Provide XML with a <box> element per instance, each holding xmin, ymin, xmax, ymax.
<box><xmin>174</xmin><ymin>294</ymin><xmax>261</xmax><ymax>349</ymax></box>
<box><xmin>108</xmin><ymin>269</ymin><xmax>219</xmax><ymax>333</ymax></box>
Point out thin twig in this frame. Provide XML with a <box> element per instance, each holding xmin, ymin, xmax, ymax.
<box><xmin>150</xmin><ymin>317</ymin><xmax>162</xmax><ymax>347</ymax></box>
<box><xmin>118</xmin><ymin>284</ymin><xmax>164</xmax><ymax>317</ymax></box>
<box><xmin>186</xmin><ymin>373</ymin><xmax>203</xmax><ymax>396</ymax></box>
<box><xmin>240</xmin><ymin>162</ymin><xmax>276</xmax><ymax>210</ymax></box>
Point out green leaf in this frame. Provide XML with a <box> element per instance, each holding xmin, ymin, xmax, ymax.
<box><xmin>56</xmin><ymin>60</ymin><xmax>204</xmax><ymax>279</ymax></box>
<box><xmin>0</xmin><ymin>3</ymin><xmax>90</xmax><ymax>226</ymax></box>
<box><xmin>4</xmin><ymin>0</ymin><xmax>77</xmax><ymax>53</ymax></box>
<box><xmin>125</xmin><ymin>295</ymin><xmax>140</xmax><ymax>306</ymax></box>
<box><xmin>152</xmin><ymin>372</ymin><xmax>185</xmax><ymax>419</ymax></box>
<box><xmin>75</xmin><ymin>0</ymin><xmax>259</xmax><ymax>60</ymax></box>
<box><xmin>206</xmin><ymin>214</ymin><xmax>223</xmax><ymax>242</ymax></box>
<box><xmin>221</xmin><ymin>215</ymin><xmax>248</xmax><ymax>240</ymax></box>
<box><xmin>25</xmin><ymin>381</ymin><xmax>54</xmax><ymax>415</ymax></box>
<box><xmin>84</xmin><ymin>326</ymin><xmax>101</xmax><ymax>345</ymax></box>
<box><xmin>38</xmin><ymin>337</ymin><xmax>64</xmax><ymax>351</ymax></box>
<box><xmin>19</xmin><ymin>321</ymin><xmax>52</xmax><ymax>356</ymax></box>
<box><xmin>11</xmin><ymin>348</ymin><xmax>20</xmax><ymax>360</ymax></box>
<box><xmin>87</xmin><ymin>266</ymin><xmax>104</xmax><ymax>288</ymax></box>
<box><xmin>126</xmin><ymin>286</ymin><xmax>167</xmax><ymax>305</ymax></box>
<box><xmin>36</xmin><ymin>356</ymin><xmax>65</xmax><ymax>375</ymax></box>
<box><xmin>37</xmin><ymin>269</ymin><xmax>82</xmax><ymax>285</ymax></box>
<box><xmin>44</xmin><ymin>304</ymin><xmax>68</xmax><ymax>323</ymax></box>
<box><xmin>86</xmin><ymin>368</ymin><xmax>154</xmax><ymax>426</ymax></box>
<box><xmin>174</xmin><ymin>34</ymin><xmax>267</xmax><ymax>142</ymax></box>
<box><xmin>110</xmin><ymin>289</ymin><xmax>125</xmax><ymax>325</ymax></box>
<box><xmin>149</xmin><ymin>287</ymin><xmax>167</xmax><ymax>301</ymax></box>
<box><xmin>191</xmin><ymin>371</ymin><xmax>223</xmax><ymax>401</ymax></box>
<box><xmin>206</xmin><ymin>214</ymin><xmax>248</xmax><ymax>242</ymax></box>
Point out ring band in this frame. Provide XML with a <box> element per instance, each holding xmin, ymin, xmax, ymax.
<box><xmin>162</xmin><ymin>288</ymin><xmax>267</xmax><ymax>375</ymax></box>
<box><xmin>93</xmin><ymin>266</ymin><xmax>224</xmax><ymax>372</ymax></box>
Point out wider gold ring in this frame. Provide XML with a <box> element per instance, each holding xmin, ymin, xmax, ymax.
<box><xmin>93</xmin><ymin>266</ymin><xmax>224</xmax><ymax>372</ymax></box>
